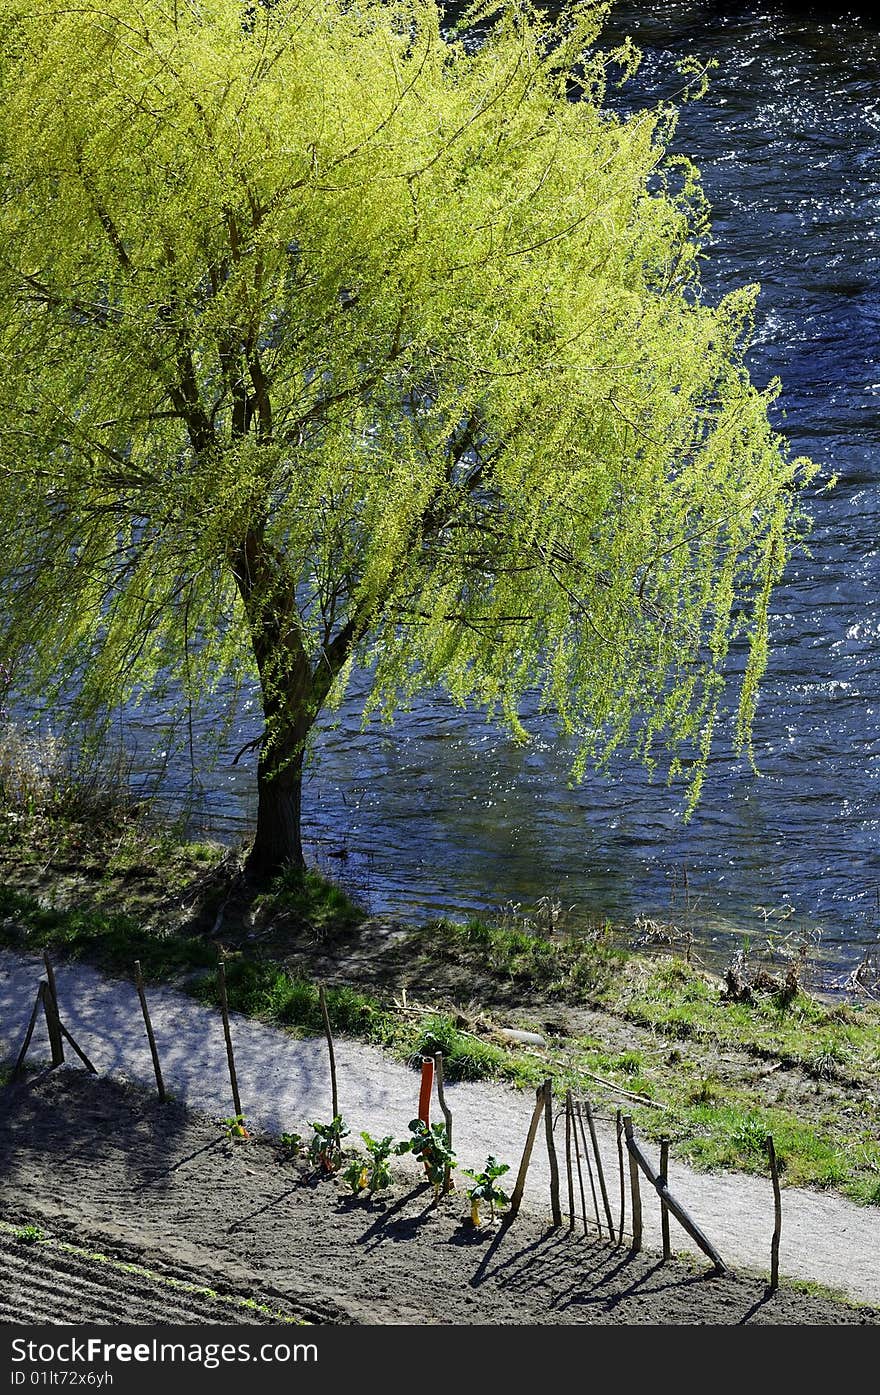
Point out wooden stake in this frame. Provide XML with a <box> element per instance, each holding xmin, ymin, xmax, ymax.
<box><xmin>564</xmin><ymin>1091</ymin><xmax>575</xmax><ymax>1231</ymax></box>
<box><xmin>766</xmin><ymin>1134</ymin><xmax>781</xmax><ymax>1293</ymax></box>
<box><xmin>134</xmin><ymin>960</ymin><xmax>166</xmax><ymax>1102</ymax></box>
<box><xmin>217</xmin><ymin>962</ymin><xmax>242</xmax><ymax>1120</ymax></box>
<box><xmin>318</xmin><ymin>983</ymin><xmax>338</xmax><ymax>1121</ymax></box>
<box><xmin>434</xmin><ymin>1053</ymin><xmax>454</xmax><ymax>1194</ymax></box>
<box><xmin>576</xmin><ymin>1102</ymin><xmax>603</xmax><ymax>1239</ymax></box>
<box><xmin>544</xmin><ymin>1079</ymin><xmax>562</xmax><ymax>1227</ymax></box>
<box><xmin>12</xmin><ymin>982</ymin><xmax>46</xmax><ymax>1079</ymax></box>
<box><xmin>508</xmin><ymin>1085</ymin><xmax>546</xmax><ymax>1221</ymax></box>
<box><xmin>623</xmin><ymin>1115</ymin><xmax>642</xmax><ymax>1253</ymax></box>
<box><xmin>624</xmin><ymin>1117</ymin><xmax>725</xmax><ymax>1272</ymax></box>
<box><xmin>660</xmin><ymin>1138</ymin><xmax>671</xmax><ymax>1261</ymax></box>
<box><xmin>572</xmin><ymin>1094</ymin><xmax>589</xmax><ymax>1236</ymax></box>
<box><xmin>57</xmin><ymin>1021</ymin><xmax>96</xmax><ymax>1074</ymax></box>
<box><xmin>584</xmin><ymin>1100</ymin><xmax>615</xmax><ymax>1239</ymax></box>
<box><xmin>615</xmin><ymin>1109</ymin><xmax>626</xmax><ymax>1249</ymax></box>
<box><xmin>42</xmin><ymin>952</ymin><xmax>64</xmax><ymax>1067</ymax></box>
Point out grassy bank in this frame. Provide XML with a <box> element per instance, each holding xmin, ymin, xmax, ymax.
<box><xmin>2</xmin><ymin>799</ymin><xmax>880</xmax><ymax>1206</ymax></box>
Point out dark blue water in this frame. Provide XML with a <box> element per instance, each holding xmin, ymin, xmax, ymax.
<box><xmin>33</xmin><ymin>4</ymin><xmax>880</xmax><ymax>979</ymax></box>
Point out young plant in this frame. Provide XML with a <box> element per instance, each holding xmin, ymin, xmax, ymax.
<box><xmin>463</xmin><ymin>1156</ymin><xmax>511</xmax><ymax>1227</ymax></box>
<box><xmin>307</xmin><ymin>1116</ymin><xmax>349</xmax><ymax>1174</ymax></box>
<box><xmin>221</xmin><ymin>1114</ymin><xmax>250</xmax><ymax>1140</ymax></box>
<box><xmin>279</xmin><ymin>1131</ymin><xmax>303</xmax><ymax>1159</ymax></box>
<box><xmin>397</xmin><ymin>1119</ymin><xmax>456</xmax><ymax>1199</ymax></box>
<box><xmin>343</xmin><ymin>1132</ymin><xmax>398</xmax><ymax>1197</ymax></box>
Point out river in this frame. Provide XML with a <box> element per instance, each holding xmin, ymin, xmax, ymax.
<box><xmin>26</xmin><ymin>3</ymin><xmax>880</xmax><ymax>982</ymax></box>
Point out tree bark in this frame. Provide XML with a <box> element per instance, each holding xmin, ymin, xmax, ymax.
<box><xmin>246</xmin><ymin>730</ymin><xmax>307</xmax><ymax>877</ymax></box>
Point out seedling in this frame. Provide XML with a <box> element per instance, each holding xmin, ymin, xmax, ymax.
<box><xmin>307</xmin><ymin>1115</ymin><xmax>349</xmax><ymax>1174</ymax></box>
<box><xmin>221</xmin><ymin>1113</ymin><xmax>250</xmax><ymax>1140</ymax></box>
<box><xmin>397</xmin><ymin>1118</ymin><xmax>456</xmax><ymax>1199</ymax></box>
<box><xmin>14</xmin><ymin>1224</ymin><xmax>45</xmax><ymax>1245</ymax></box>
<box><xmin>279</xmin><ymin>1131</ymin><xmax>303</xmax><ymax>1158</ymax></box>
<box><xmin>463</xmin><ymin>1155</ymin><xmax>510</xmax><ymax>1227</ymax></box>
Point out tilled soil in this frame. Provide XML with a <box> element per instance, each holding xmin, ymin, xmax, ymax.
<box><xmin>1</xmin><ymin>1071</ymin><xmax>877</xmax><ymax>1326</ymax></box>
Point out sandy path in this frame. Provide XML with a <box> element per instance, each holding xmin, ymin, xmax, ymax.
<box><xmin>1</xmin><ymin>949</ymin><xmax>877</xmax><ymax>1305</ymax></box>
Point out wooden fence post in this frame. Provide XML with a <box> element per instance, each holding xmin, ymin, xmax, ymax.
<box><xmin>217</xmin><ymin>962</ymin><xmax>242</xmax><ymax>1120</ymax></box>
<box><xmin>42</xmin><ymin>952</ymin><xmax>64</xmax><ymax>1067</ymax></box>
<box><xmin>575</xmin><ymin>1102</ymin><xmax>602</xmax><ymax>1238</ymax></box>
<box><xmin>615</xmin><ymin>1108</ymin><xmax>626</xmax><ymax>1248</ymax></box>
<box><xmin>660</xmin><ymin>1138</ymin><xmax>671</xmax><ymax>1261</ymax></box>
<box><xmin>623</xmin><ymin>1114</ymin><xmax>642</xmax><ymax>1253</ymax></box>
<box><xmin>134</xmin><ymin>960</ymin><xmax>166</xmax><ymax>1102</ymax></box>
<box><xmin>434</xmin><ymin>1053</ymin><xmax>454</xmax><ymax>1194</ymax></box>
<box><xmin>564</xmin><ymin>1091</ymin><xmax>575</xmax><ymax>1230</ymax></box>
<box><xmin>624</xmin><ymin>1117</ymin><xmax>725</xmax><ymax>1272</ymax></box>
<box><xmin>544</xmin><ymin>1079</ymin><xmax>562</xmax><ymax>1227</ymax></box>
<box><xmin>318</xmin><ymin>983</ymin><xmax>338</xmax><ymax>1120</ymax></box>
<box><xmin>508</xmin><ymin>1085</ymin><xmax>546</xmax><ymax>1221</ymax></box>
<box><xmin>766</xmin><ymin>1135</ymin><xmax>781</xmax><ymax>1292</ymax></box>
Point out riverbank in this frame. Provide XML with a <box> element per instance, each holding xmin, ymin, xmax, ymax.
<box><xmin>2</xmin><ymin>801</ymin><xmax>880</xmax><ymax>1213</ymax></box>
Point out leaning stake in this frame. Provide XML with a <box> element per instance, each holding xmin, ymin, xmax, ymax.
<box><xmin>509</xmin><ymin>1086</ymin><xmax>546</xmax><ymax>1221</ymax></box>
<box><xmin>576</xmin><ymin>1102</ymin><xmax>602</xmax><ymax>1239</ymax></box>
<box><xmin>217</xmin><ymin>962</ymin><xmax>242</xmax><ymax>1120</ymax></box>
<box><xmin>585</xmin><ymin>1100</ymin><xmax>615</xmax><ymax>1239</ymax></box>
<box><xmin>134</xmin><ymin>960</ymin><xmax>166</xmax><ymax>1102</ymax></box>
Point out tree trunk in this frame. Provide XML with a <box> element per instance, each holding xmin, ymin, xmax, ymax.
<box><xmin>246</xmin><ymin>732</ymin><xmax>307</xmax><ymax>878</ymax></box>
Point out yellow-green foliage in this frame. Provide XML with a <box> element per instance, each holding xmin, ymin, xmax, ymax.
<box><xmin>0</xmin><ymin>1</ymin><xmax>815</xmax><ymax>813</ymax></box>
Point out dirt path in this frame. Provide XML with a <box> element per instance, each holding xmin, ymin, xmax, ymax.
<box><xmin>2</xmin><ymin>949</ymin><xmax>878</xmax><ymax>1311</ymax></box>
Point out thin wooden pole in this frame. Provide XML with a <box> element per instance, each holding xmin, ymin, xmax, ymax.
<box><xmin>317</xmin><ymin>983</ymin><xmax>338</xmax><ymax>1121</ymax></box>
<box><xmin>57</xmin><ymin>1021</ymin><xmax>96</xmax><ymax>1074</ymax></box>
<box><xmin>508</xmin><ymin>1085</ymin><xmax>546</xmax><ymax>1221</ymax></box>
<box><xmin>42</xmin><ymin>952</ymin><xmax>64</xmax><ymax>1067</ymax></box>
<box><xmin>615</xmin><ymin>1109</ymin><xmax>626</xmax><ymax>1248</ymax></box>
<box><xmin>766</xmin><ymin>1134</ymin><xmax>781</xmax><ymax>1292</ymax></box>
<box><xmin>134</xmin><ymin>960</ymin><xmax>166</xmax><ymax>1102</ymax></box>
<box><xmin>217</xmin><ymin>962</ymin><xmax>242</xmax><ymax>1120</ymax></box>
<box><xmin>572</xmin><ymin>1095</ymin><xmax>589</xmax><ymax>1236</ymax></box>
<box><xmin>564</xmin><ymin>1090</ymin><xmax>575</xmax><ymax>1231</ymax></box>
<box><xmin>576</xmin><ymin>1102</ymin><xmax>602</xmax><ymax>1239</ymax></box>
<box><xmin>624</xmin><ymin>1117</ymin><xmax>725</xmax><ymax>1272</ymax></box>
<box><xmin>623</xmin><ymin>1115</ymin><xmax>643</xmax><ymax>1253</ymax></box>
<box><xmin>584</xmin><ymin>1100</ymin><xmax>615</xmax><ymax>1238</ymax></box>
<box><xmin>434</xmin><ymin>1052</ymin><xmax>454</xmax><ymax>1194</ymax></box>
<box><xmin>660</xmin><ymin>1138</ymin><xmax>671</xmax><ymax>1261</ymax></box>
<box><xmin>544</xmin><ymin>1079</ymin><xmax>562</xmax><ymax>1227</ymax></box>
<box><xmin>12</xmin><ymin>982</ymin><xmax>46</xmax><ymax>1078</ymax></box>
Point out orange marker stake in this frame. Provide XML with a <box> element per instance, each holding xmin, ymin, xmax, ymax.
<box><xmin>418</xmin><ymin>1057</ymin><xmax>434</xmax><ymax>1124</ymax></box>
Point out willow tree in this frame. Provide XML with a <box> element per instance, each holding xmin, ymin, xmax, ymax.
<box><xmin>0</xmin><ymin>0</ymin><xmax>814</xmax><ymax>876</ymax></box>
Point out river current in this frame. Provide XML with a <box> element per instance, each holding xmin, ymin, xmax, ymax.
<box><xmin>31</xmin><ymin>3</ymin><xmax>880</xmax><ymax>979</ymax></box>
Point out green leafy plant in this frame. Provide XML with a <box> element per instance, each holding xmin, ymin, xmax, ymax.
<box><xmin>279</xmin><ymin>1131</ymin><xmax>303</xmax><ymax>1158</ymax></box>
<box><xmin>463</xmin><ymin>1156</ymin><xmax>511</xmax><ymax>1227</ymax></box>
<box><xmin>397</xmin><ymin>1119</ymin><xmax>456</xmax><ymax>1199</ymax></box>
<box><xmin>307</xmin><ymin>1116</ymin><xmax>349</xmax><ymax>1175</ymax></box>
<box><xmin>221</xmin><ymin>1113</ymin><xmax>250</xmax><ymax>1140</ymax></box>
<box><xmin>14</xmin><ymin>1224</ymin><xmax>45</xmax><ymax>1245</ymax></box>
<box><xmin>344</xmin><ymin>1132</ymin><xmax>398</xmax><ymax>1196</ymax></box>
